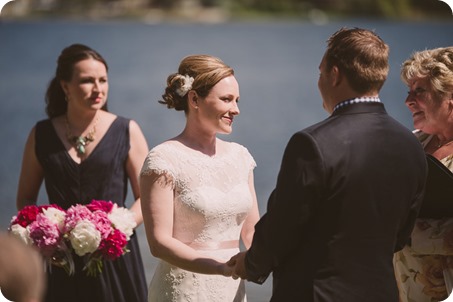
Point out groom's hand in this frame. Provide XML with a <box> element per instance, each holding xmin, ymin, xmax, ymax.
<box><xmin>227</xmin><ymin>251</ymin><xmax>248</xmax><ymax>280</ymax></box>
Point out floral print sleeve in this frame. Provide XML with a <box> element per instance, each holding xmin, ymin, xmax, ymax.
<box><xmin>410</xmin><ymin>219</ymin><xmax>453</xmax><ymax>255</ymax></box>
<box><xmin>394</xmin><ymin>131</ymin><xmax>453</xmax><ymax>302</ymax></box>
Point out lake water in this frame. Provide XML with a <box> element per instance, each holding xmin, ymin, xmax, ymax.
<box><xmin>0</xmin><ymin>18</ymin><xmax>452</xmax><ymax>301</ymax></box>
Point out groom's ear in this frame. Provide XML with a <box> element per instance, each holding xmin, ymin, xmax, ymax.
<box><xmin>331</xmin><ymin>65</ymin><xmax>342</xmax><ymax>87</ymax></box>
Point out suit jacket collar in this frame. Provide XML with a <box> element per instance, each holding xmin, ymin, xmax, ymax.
<box><xmin>331</xmin><ymin>101</ymin><xmax>387</xmax><ymax>117</ymax></box>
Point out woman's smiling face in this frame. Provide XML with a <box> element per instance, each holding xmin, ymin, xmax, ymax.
<box><xmin>196</xmin><ymin>75</ymin><xmax>240</xmax><ymax>135</ymax></box>
<box><xmin>405</xmin><ymin>76</ymin><xmax>451</xmax><ymax>134</ymax></box>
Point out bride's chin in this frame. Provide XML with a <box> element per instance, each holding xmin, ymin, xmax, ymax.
<box><xmin>220</xmin><ymin>130</ymin><xmax>232</xmax><ymax>135</ymax></box>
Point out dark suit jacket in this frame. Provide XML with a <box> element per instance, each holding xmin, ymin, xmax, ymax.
<box><xmin>245</xmin><ymin>102</ymin><xmax>427</xmax><ymax>302</ymax></box>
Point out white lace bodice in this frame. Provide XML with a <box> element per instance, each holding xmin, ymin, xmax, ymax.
<box><xmin>141</xmin><ymin>139</ymin><xmax>256</xmax><ymax>302</ymax></box>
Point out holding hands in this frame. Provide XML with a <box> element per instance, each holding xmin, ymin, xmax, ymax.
<box><xmin>227</xmin><ymin>251</ymin><xmax>248</xmax><ymax>280</ymax></box>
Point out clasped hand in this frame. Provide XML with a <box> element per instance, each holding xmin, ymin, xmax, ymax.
<box><xmin>224</xmin><ymin>251</ymin><xmax>248</xmax><ymax>280</ymax></box>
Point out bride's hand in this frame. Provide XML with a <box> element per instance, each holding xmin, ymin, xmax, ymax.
<box><xmin>217</xmin><ymin>262</ymin><xmax>234</xmax><ymax>277</ymax></box>
<box><xmin>229</xmin><ymin>252</ymin><xmax>248</xmax><ymax>280</ymax></box>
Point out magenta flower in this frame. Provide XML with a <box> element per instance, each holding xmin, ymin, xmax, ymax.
<box><xmin>87</xmin><ymin>200</ymin><xmax>114</xmax><ymax>213</ymax></box>
<box><xmin>12</xmin><ymin>205</ymin><xmax>40</xmax><ymax>227</ymax></box>
<box><xmin>99</xmin><ymin>229</ymin><xmax>127</xmax><ymax>260</ymax></box>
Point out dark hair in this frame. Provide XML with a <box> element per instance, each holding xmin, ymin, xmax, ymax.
<box><xmin>325</xmin><ymin>27</ymin><xmax>389</xmax><ymax>94</ymax></box>
<box><xmin>160</xmin><ymin>55</ymin><xmax>234</xmax><ymax>112</ymax></box>
<box><xmin>45</xmin><ymin>44</ymin><xmax>109</xmax><ymax>118</ymax></box>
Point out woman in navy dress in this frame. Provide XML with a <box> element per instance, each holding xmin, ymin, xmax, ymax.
<box><xmin>16</xmin><ymin>43</ymin><xmax>148</xmax><ymax>302</ymax></box>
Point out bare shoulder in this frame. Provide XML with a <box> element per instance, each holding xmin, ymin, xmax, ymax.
<box><xmin>128</xmin><ymin>119</ymin><xmax>142</xmax><ymax>132</ymax></box>
<box><xmin>100</xmin><ymin>110</ymin><xmax>117</xmax><ymax>124</ymax></box>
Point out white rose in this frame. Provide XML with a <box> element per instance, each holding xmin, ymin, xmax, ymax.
<box><xmin>42</xmin><ymin>207</ymin><xmax>66</xmax><ymax>232</ymax></box>
<box><xmin>10</xmin><ymin>224</ymin><xmax>31</xmax><ymax>245</ymax></box>
<box><xmin>108</xmin><ymin>205</ymin><xmax>136</xmax><ymax>240</ymax></box>
<box><xmin>69</xmin><ymin>220</ymin><xmax>101</xmax><ymax>256</ymax></box>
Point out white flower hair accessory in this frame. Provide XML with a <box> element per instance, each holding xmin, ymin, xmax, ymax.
<box><xmin>175</xmin><ymin>74</ymin><xmax>194</xmax><ymax>97</ymax></box>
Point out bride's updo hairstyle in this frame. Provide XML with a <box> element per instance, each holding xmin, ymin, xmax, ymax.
<box><xmin>160</xmin><ymin>55</ymin><xmax>234</xmax><ymax>112</ymax></box>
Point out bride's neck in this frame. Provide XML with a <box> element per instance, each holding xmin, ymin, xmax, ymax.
<box><xmin>178</xmin><ymin>128</ymin><xmax>217</xmax><ymax>156</ymax></box>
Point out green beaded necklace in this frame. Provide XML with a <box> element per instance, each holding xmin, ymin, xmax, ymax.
<box><xmin>65</xmin><ymin>116</ymin><xmax>99</xmax><ymax>156</ymax></box>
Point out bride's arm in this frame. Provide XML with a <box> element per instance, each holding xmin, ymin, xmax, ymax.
<box><xmin>140</xmin><ymin>172</ymin><xmax>232</xmax><ymax>276</ymax></box>
<box><xmin>240</xmin><ymin>170</ymin><xmax>260</xmax><ymax>249</ymax></box>
<box><xmin>125</xmin><ymin>120</ymin><xmax>149</xmax><ymax>226</ymax></box>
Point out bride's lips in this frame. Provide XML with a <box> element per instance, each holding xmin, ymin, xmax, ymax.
<box><xmin>222</xmin><ymin>116</ymin><xmax>233</xmax><ymax>125</ymax></box>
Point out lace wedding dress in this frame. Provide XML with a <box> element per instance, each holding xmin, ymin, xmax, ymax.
<box><xmin>141</xmin><ymin>140</ymin><xmax>256</xmax><ymax>302</ymax></box>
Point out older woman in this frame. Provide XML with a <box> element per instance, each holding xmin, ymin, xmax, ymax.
<box><xmin>394</xmin><ymin>46</ymin><xmax>453</xmax><ymax>302</ymax></box>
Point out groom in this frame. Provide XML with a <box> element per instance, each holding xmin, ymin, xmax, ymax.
<box><xmin>228</xmin><ymin>27</ymin><xmax>427</xmax><ymax>301</ymax></box>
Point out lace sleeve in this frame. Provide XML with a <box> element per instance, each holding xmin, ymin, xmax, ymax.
<box><xmin>237</xmin><ymin>143</ymin><xmax>257</xmax><ymax>172</ymax></box>
<box><xmin>140</xmin><ymin>145</ymin><xmax>176</xmax><ymax>182</ymax></box>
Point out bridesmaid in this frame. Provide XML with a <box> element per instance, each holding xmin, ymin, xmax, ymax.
<box><xmin>16</xmin><ymin>43</ymin><xmax>148</xmax><ymax>302</ymax></box>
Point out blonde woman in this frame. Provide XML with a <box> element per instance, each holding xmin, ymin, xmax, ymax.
<box><xmin>394</xmin><ymin>46</ymin><xmax>453</xmax><ymax>302</ymax></box>
<box><xmin>140</xmin><ymin>55</ymin><xmax>260</xmax><ymax>301</ymax></box>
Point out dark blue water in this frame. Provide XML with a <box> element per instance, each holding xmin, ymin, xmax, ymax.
<box><xmin>0</xmin><ymin>19</ymin><xmax>452</xmax><ymax>301</ymax></box>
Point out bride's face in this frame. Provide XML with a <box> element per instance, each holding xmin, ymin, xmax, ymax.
<box><xmin>196</xmin><ymin>75</ymin><xmax>240</xmax><ymax>135</ymax></box>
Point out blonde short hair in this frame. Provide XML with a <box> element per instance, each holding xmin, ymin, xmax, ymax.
<box><xmin>401</xmin><ymin>47</ymin><xmax>453</xmax><ymax>97</ymax></box>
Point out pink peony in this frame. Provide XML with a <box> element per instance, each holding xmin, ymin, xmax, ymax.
<box><xmin>98</xmin><ymin>229</ymin><xmax>127</xmax><ymax>260</ymax></box>
<box><xmin>28</xmin><ymin>214</ymin><xmax>61</xmax><ymax>257</ymax></box>
<box><xmin>91</xmin><ymin>210</ymin><xmax>113</xmax><ymax>239</ymax></box>
<box><xmin>64</xmin><ymin>204</ymin><xmax>95</xmax><ymax>231</ymax></box>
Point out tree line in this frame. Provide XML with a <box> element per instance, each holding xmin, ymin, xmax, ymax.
<box><xmin>9</xmin><ymin>0</ymin><xmax>452</xmax><ymax>20</ymax></box>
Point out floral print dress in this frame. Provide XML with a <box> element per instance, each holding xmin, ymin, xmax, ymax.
<box><xmin>394</xmin><ymin>131</ymin><xmax>453</xmax><ymax>302</ymax></box>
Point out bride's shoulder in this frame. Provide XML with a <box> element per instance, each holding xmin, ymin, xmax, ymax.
<box><xmin>219</xmin><ymin>140</ymin><xmax>254</xmax><ymax>160</ymax></box>
<box><xmin>220</xmin><ymin>139</ymin><xmax>247</xmax><ymax>151</ymax></box>
<box><xmin>142</xmin><ymin>141</ymin><xmax>181</xmax><ymax>173</ymax></box>
<box><xmin>149</xmin><ymin>140</ymin><xmax>185</xmax><ymax>156</ymax></box>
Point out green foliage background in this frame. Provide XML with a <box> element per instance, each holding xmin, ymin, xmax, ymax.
<box><xmin>3</xmin><ymin>0</ymin><xmax>452</xmax><ymax>20</ymax></box>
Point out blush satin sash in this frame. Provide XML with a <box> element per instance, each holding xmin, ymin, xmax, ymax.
<box><xmin>186</xmin><ymin>240</ymin><xmax>239</xmax><ymax>250</ymax></box>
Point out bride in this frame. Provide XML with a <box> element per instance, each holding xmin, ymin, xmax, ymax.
<box><xmin>140</xmin><ymin>54</ymin><xmax>260</xmax><ymax>301</ymax></box>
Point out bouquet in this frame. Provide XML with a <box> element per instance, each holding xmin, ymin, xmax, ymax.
<box><xmin>9</xmin><ymin>204</ymin><xmax>73</xmax><ymax>274</ymax></box>
<box><xmin>9</xmin><ymin>200</ymin><xmax>137</xmax><ymax>277</ymax></box>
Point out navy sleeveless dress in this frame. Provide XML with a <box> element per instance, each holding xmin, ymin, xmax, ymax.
<box><xmin>35</xmin><ymin>117</ymin><xmax>147</xmax><ymax>302</ymax></box>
